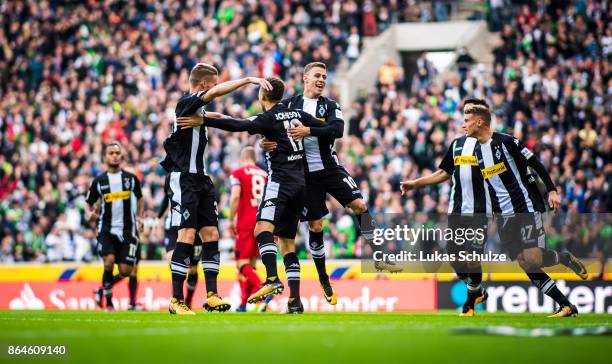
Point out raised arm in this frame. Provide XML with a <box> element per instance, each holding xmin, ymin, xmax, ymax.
<box><xmin>203</xmin><ymin>77</ymin><xmax>272</xmax><ymax>103</ymax></box>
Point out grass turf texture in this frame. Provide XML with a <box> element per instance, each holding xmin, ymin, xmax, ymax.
<box><xmin>0</xmin><ymin>310</ymin><xmax>610</xmax><ymax>364</ymax></box>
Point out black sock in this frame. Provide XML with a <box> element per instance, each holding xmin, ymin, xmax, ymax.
<box><xmin>128</xmin><ymin>275</ymin><xmax>138</xmax><ymax>306</ymax></box>
<box><xmin>202</xmin><ymin>241</ymin><xmax>219</xmax><ymax>295</ymax></box>
<box><xmin>526</xmin><ymin>269</ymin><xmax>571</xmax><ymax>307</ymax></box>
<box><xmin>309</xmin><ymin>230</ymin><xmax>328</xmax><ymax>283</ymax></box>
<box><xmin>455</xmin><ymin>271</ymin><xmax>469</xmax><ymax>282</ymax></box>
<box><xmin>541</xmin><ymin>248</ymin><xmax>560</xmax><ymax>267</ymax></box>
<box><xmin>467</xmin><ymin>268</ymin><xmax>483</xmax><ymax>293</ymax></box>
<box><xmin>103</xmin><ymin>268</ymin><xmax>114</xmax><ymax>306</ymax></box>
<box><xmin>112</xmin><ymin>274</ymin><xmax>124</xmax><ymax>286</ymax></box>
<box><xmin>356</xmin><ymin>211</ymin><xmax>383</xmax><ymax>258</ymax></box>
<box><xmin>186</xmin><ymin>272</ymin><xmax>198</xmax><ymax>305</ymax></box>
<box><xmin>256</xmin><ymin>231</ymin><xmax>278</xmax><ymax>280</ymax></box>
<box><xmin>170</xmin><ymin>242</ymin><xmax>193</xmax><ymax>300</ymax></box>
<box><xmin>284</xmin><ymin>252</ymin><xmax>300</xmax><ymax>299</ymax></box>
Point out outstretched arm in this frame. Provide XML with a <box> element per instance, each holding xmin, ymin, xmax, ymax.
<box><xmin>176</xmin><ymin>112</ymin><xmax>229</xmax><ymax>129</ymax></box>
<box><xmin>400</xmin><ymin>170</ymin><xmax>451</xmax><ymax>195</ymax></box>
<box><xmin>204</xmin><ymin>116</ymin><xmax>260</xmax><ymax>133</ymax></box>
<box><xmin>203</xmin><ymin>77</ymin><xmax>272</xmax><ymax>103</ymax></box>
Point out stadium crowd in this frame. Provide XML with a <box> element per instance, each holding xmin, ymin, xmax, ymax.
<box><xmin>0</xmin><ymin>0</ymin><xmax>609</xmax><ymax>263</ymax></box>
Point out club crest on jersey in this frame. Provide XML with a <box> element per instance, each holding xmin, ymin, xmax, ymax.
<box><xmin>495</xmin><ymin>148</ymin><xmax>502</xmax><ymax>160</ymax></box>
<box><xmin>317</xmin><ymin>104</ymin><xmax>327</xmax><ymax>117</ymax></box>
<box><xmin>123</xmin><ymin>178</ymin><xmax>131</xmax><ymax>190</ymax></box>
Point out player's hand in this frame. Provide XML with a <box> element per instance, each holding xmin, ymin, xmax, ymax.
<box><xmin>137</xmin><ymin>217</ymin><xmax>144</xmax><ymax>233</ymax></box>
<box><xmin>85</xmin><ymin>210</ymin><xmax>98</xmax><ymax>223</ymax></box>
<box><xmin>176</xmin><ymin>115</ymin><xmax>203</xmax><ymax>129</ymax></box>
<box><xmin>248</xmin><ymin>77</ymin><xmax>273</xmax><ymax>91</ymax></box>
<box><xmin>400</xmin><ymin>180</ymin><xmax>417</xmax><ymax>195</ymax></box>
<box><xmin>548</xmin><ymin>190</ymin><xmax>561</xmax><ymax>213</ymax></box>
<box><xmin>228</xmin><ymin>220</ymin><xmax>236</xmax><ymax>236</ymax></box>
<box><xmin>288</xmin><ymin>120</ymin><xmax>309</xmax><ymax>139</ymax></box>
<box><xmin>259</xmin><ymin>137</ymin><xmax>278</xmax><ymax>152</ymax></box>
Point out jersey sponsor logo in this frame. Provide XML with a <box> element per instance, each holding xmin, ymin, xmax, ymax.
<box><xmin>521</xmin><ymin>147</ymin><xmax>534</xmax><ymax>159</ymax></box>
<box><xmin>481</xmin><ymin>162</ymin><xmax>508</xmax><ymax>179</ymax></box>
<box><xmin>103</xmin><ymin>191</ymin><xmax>131</xmax><ymax>202</ymax></box>
<box><xmin>287</xmin><ymin>154</ymin><xmax>303</xmax><ymax>161</ymax></box>
<box><xmin>453</xmin><ymin>156</ymin><xmax>478</xmax><ymax>166</ymax></box>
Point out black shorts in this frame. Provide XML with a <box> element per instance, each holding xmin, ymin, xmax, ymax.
<box><xmin>97</xmin><ymin>232</ymin><xmax>139</xmax><ymax>265</ymax></box>
<box><xmin>446</xmin><ymin>214</ymin><xmax>488</xmax><ymax>256</ymax></box>
<box><xmin>164</xmin><ymin>227</ymin><xmax>203</xmax><ymax>265</ymax></box>
<box><xmin>167</xmin><ymin>172</ymin><xmax>218</xmax><ymax>230</ymax></box>
<box><xmin>302</xmin><ymin>167</ymin><xmax>363</xmax><ymax>221</ymax></box>
<box><xmin>257</xmin><ymin>180</ymin><xmax>305</xmax><ymax>239</ymax></box>
<box><xmin>497</xmin><ymin>212</ymin><xmax>546</xmax><ymax>260</ymax></box>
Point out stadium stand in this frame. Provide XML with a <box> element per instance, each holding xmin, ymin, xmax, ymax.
<box><xmin>0</xmin><ymin>0</ymin><xmax>609</xmax><ymax>264</ymax></box>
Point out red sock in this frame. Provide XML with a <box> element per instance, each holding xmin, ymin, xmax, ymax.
<box><xmin>240</xmin><ymin>264</ymin><xmax>262</xmax><ymax>289</ymax></box>
<box><xmin>246</xmin><ymin>281</ymin><xmax>261</xmax><ymax>296</ymax></box>
<box><xmin>239</xmin><ymin>278</ymin><xmax>248</xmax><ymax>306</ymax></box>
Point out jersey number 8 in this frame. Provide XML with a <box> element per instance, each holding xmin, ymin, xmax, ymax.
<box><xmin>251</xmin><ymin>174</ymin><xmax>266</xmax><ymax>207</ymax></box>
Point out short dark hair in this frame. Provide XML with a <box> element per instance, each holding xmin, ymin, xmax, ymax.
<box><xmin>262</xmin><ymin>77</ymin><xmax>285</xmax><ymax>102</ymax></box>
<box><xmin>103</xmin><ymin>141</ymin><xmax>122</xmax><ymax>155</ymax></box>
<box><xmin>304</xmin><ymin>62</ymin><xmax>327</xmax><ymax>75</ymax></box>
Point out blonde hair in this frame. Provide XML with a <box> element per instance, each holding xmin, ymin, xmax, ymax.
<box><xmin>464</xmin><ymin>103</ymin><xmax>491</xmax><ymax>125</ymax></box>
<box><xmin>241</xmin><ymin>147</ymin><xmax>257</xmax><ymax>162</ymax></box>
<box><xmin>189</xmin><ymin>63</ymin><xmax>218</xmax><ymax>87</ymax></box>
<box><xmin>304</xmin><ymin>62</ymin><xmax>327</xmax><ymax>75</ymax></box>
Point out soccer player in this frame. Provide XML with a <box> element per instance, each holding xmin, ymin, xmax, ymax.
<box><xmin>260</xmin><ymin>62</ymin><xmax>400</xmax><ymax>303</ymax></box>
<box><xmin>463</xmin><ymin>101</ymin><xmax>588</xmax><ymax>317</ymax></box>
<box><xmin>228</xmin><ymin>147</ymin><xmax>269</xmax><ymax>311</ymax></box>
<box><xmin>162</xmin><ymin>63</ymin><xmax>272</xmax><ymax>314</ymax></box>
<box><xmin>85</xmin><ymin>141</ymin><xmax>144</xmax><ymax>311</ymax></box>
<box><xmin>184</xmin><ymin>77</ymin><xmax>338</xmax><ymax>313</ymax></box>
<box><xmin>400</xmin><ymin>98</ymin><xmax>491</xmax><ymax>316</ymax></box>
<box><xmin>158</xmin><ymin>178</ymin><xmax>202</xmax><ymax>309</ymax></box>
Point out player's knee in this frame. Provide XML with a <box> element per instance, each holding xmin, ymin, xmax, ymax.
<box><xmin>254</xmin><ymin>224</ymin><xmax>271</xmax><ymax>238</ymax></box>
<box><xmin>118</xmin><ymin>265</ymin><xmax>133</xmax><ymax>277</ymax></box>
<box><xmin>349</xmin><ymin>199</ymin><xmax>367</xmax><ymax>214</ymax></box>
<box><xmin>199</xmin><ymin>227</ymin><xmax>219</xmax><ymax>242</ymax></box>
<box><xmin>308</xmin><ymin>220</ymin><xmax>323</xmax><ymax>233</ymax></box>
<box><xmin>178</xmin><ymin>228</ymin><xmax>196</xmax><ymax>243</ymax></box>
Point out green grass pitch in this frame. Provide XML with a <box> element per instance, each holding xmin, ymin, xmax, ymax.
<box><xmin>1</xmin><ymin>310</ymin><xmax>610</xmax><ymax>364</ymax></box>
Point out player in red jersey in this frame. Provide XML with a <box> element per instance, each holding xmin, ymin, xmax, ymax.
<box><xmin>229</xmin><ymin>147</ymin><xmax>269</xmax><ymax>311</ymax></box>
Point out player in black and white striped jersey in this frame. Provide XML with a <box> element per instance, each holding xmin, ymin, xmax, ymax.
<box><xmin>162</xmin><ymin>63</ymin><xmax>273</xmax><ymax>315</ymax></box>
<box><xmin>464</xmin><ymin>101</ymin><xmax>588</xmax><ymax>318</ymax></box>
<box><xmin>85</xmin><ymin>141</ymin><xmax>143</xmax><ymax>311</ymax></box>
<box><xmin>400</xmin><ymin>98</ymin><xmax>491</xmax><ymax>317</ymax></box>
<box><xmin>260</xmin><ymin>62</ymin><xmax>400</xmax><ymax>307</ymax></box>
